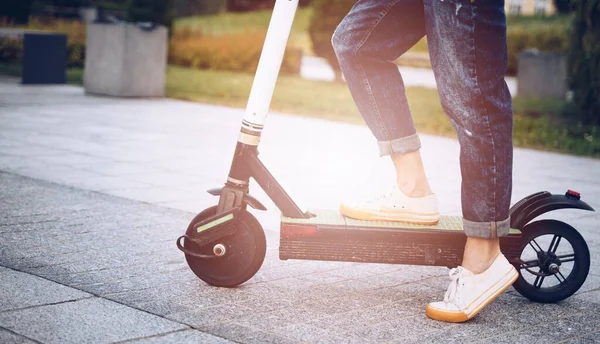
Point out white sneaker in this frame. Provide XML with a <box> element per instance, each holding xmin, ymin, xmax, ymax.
<box><xmin>426</xmin><ymin>253</ymin><xmax>519</xmax><ymax>323</ymax></box>
<box><xmin>340</xmin><ymin>185</ymin><xmax>440</xmax><ymax>225</ymax></box>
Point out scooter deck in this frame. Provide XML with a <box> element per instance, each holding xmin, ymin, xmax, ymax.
<box><xmin>279</xmin><ymin>209</ymin><xmax>522</xmax><ymax>267</ymax></box>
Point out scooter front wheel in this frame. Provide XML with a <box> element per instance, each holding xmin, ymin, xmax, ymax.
<box><xmin>512</xmin><ymin>219</ymin><xmax>590</xmax><ymax>303</ymax></box>
<box><xmin>183</xmin><ymin>206</ymin><xmax>266</xmax><ymax>287</ymax></box>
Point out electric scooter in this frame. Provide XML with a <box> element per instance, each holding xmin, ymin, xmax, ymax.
<box><xmin>176</xmin><ymin>0</ymin><xmax>594</xmax><ymax>303</ymax></box>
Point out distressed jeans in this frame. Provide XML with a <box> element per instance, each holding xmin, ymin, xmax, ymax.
<box><xmin>332</xmin><ymin>0</ymin><xmax>513</xmax><ymax>239</ymax></box>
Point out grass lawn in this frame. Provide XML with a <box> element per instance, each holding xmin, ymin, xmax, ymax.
<box><xmin>0</xmin><ymin>63</ymin><xmax>83</xmax><ymax>84</ymax></box>
<box><xmin>506</xmin><ymin>13</ymin><xmax>573</xmax><ymax>26</ymax></box>
<box><xmin>166</xmin><ymin>66</ymin><xmax>453</xmax><ymax>133</ymax></box>
<box><xmin>2</xmin><ymin>62</ymin><xmax>596</xmax><ymax>157</ymax></box>
<box><xmin>167</xmin><ymin>66</ymin><xmax>598</xmax><ymax>157</ymax></box>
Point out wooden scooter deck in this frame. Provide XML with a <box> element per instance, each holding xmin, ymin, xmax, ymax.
<box><xmin>280</xmin><ymin>210</ymin><xmax>522</xmax><ymax>267</ymax></box>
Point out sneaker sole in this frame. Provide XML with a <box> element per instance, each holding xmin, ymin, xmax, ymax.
<box><xmin>425</xmin><ymin>266</ymin><xmax>519</xmax><ymax>323</ymax></box>
<box><xmin>340</xmin><ymin>204</ymin><xmax>441</xmax><ymax>225</ymax></box>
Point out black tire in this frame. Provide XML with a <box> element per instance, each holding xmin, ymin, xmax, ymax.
<box><xmin>512</xmin><ymin>219</ymin><xmax>590</xmax><ymax>303</ymax></box>
<box><xmin>183</xmin><ymin>206</ymin><xmax>266</xmax><ymax>288</ymax></box>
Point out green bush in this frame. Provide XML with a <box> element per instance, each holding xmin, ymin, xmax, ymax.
<box><xmin>0</xmin><ymin>37</ymin><xmax>85</xmax><ymax>67</ymax></box>
<box><xmin>567</xmin><ymin>0</ymin><xmax>600</xmax><ymax>126</ymax></box>
<box><xmin>168</xmin><ymin>29</ymin><xmax>301</xmax><ymax>74</ymax></box>
<box><xmin>0</xmin><ymin>38</ymin><xmax>23</xmax><ymax>64</ymax></box>
<box><xmin>29</xmin><ymin>18</ymin><xmax>86</xmax><ymax>67</ymax></box>
<box><xmin>0</xmin><ymin>19</ymin><xmax>86</xmax><ymax>67</ymax></box>
<box><xmin>66</xmin><ymin>43</ymin><xmax>85</xmax><ymax>67</ymax></box>
<box><xmin>308</xmin><ymin>0</ymin><xmax>354</xmax><ymax>81</ymax></box>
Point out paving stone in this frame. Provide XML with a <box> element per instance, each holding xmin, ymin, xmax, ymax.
<box><xmin>304</xmin><ymin>301</ymin><xmax>417</xmax><ymax>333</ymax></box>
<box><xmin>236</xmin><ymin>307</ymin><xmax>323</xmax><ymax>330</ymax></box>
<box><xmin>307</xmin><ymin>277</ymin><xmax>384</xmax><ymax>297</ymax></box>
<box><xmin>560</xmin><ymin>331</ymin><xmax>600</xmax><ymax>344</ymax></box>
<box><xmin>127</xmin><ymin>329</ymin><xmax>235</xmax><ymax>343</ymax></box>
<box><xmin>477</xmin><ymin>319</ymin><xmax>600</xmax><ymax>344</ymax></box>
<box><xmin>365</xmin><ymin>281</ymin><xmax>441</xmax><ymax>303</ymax></box>
<box><xmin>166</xmin><ymin>303</ymin><xmax>257</xmax><ymax>328</ymax></box>
<box><xmin>0</xmin><ymin>328</ymin><xmax>37</xmax><ymax>344</ymax></box>
<box><xmin>577</xmin><ymin>273</ymin><xmax>600</xmax><ymax>293</ymax></box>
<box><xmin>297</xmin><ymin>294</ymin><xmax>391</xmax><ymax>317</ymax></box>
<box><xmin>478</xmin><ymin>296</ymin><xmax>596</xmax><ymax>329</ymax></box>
<box><xmin>401</xmin><ymin>312</ymin><xmax>526</xmax><ymax>344</ymax></box>
<box><xmin>0</xmin><ymin>269</ymin><xmax>91</xmax><ymax>312</ymax></box>
<box><xmin>347</xmin><ymin>314</ymin><xmax>455</xmax><ymax>343</ymax></box>
<box><xmin>573</xmin><ymin>289</ymin><xmax>600</xmax><ymax>304</ymax></box>
<box><xmin>295</xmin><ymin>271</ymin><xmax>351</xmax><ymax>284</ymax></box>
<box><xmin>530</xmin><ymin>318</ymin><xmax>600</xmax><ymax>343</ymax></box>
<box><xmin>203</xmin><ymin>323</ymin><xmax>299</xmax><ymax>344</ymax></box>
<box><xmin>1</xmin><ymin>76</ymin><xmax>599</xmax><ymax>343</ymax></box>
<box><xmin>0</xmin><ymin>298</ymin><xmax>187</xmax><ymax>344</ymax></box>
<box><xmin>271</xmin><ymin>323</ymin><xmax>354</xmax><ymax>344</ymax></box>
<box><xmin>237</xmin><ymin>289</ymin><xmax>319</xmax><ymax>313</ymax></box>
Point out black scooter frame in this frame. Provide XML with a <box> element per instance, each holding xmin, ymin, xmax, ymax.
<box><xmin>212</xmin><ymin>142</ymin><xmax>594</xmax><ymax>233</ymax></box>
<box><xmin>213</xmin><ymin>142</ymin><xmax>312</xmax><ymax>219</ymax></box>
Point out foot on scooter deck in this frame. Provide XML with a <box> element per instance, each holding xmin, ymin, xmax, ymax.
<box><xmin>280</xmin><ymin>209</ymin><xmax>522</xmax><ymax>267</ymax></box>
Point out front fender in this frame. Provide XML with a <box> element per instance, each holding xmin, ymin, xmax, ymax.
<box><xmin>207</xmin><ymin>187</ymin><xmax>267</xmax><ymax>211</ymax></box>
<box><xmin>509</xmin><ymin>191</ymin><xmax>594</xmax><ymax>229</ymax></box>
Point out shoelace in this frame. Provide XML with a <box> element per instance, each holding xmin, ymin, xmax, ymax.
<box><xmin>444</xmin><ymin>267</ymin><xmax>464</xmax><ymax>304</ymax></box>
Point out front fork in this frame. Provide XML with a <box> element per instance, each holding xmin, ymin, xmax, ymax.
<box><xmin>217</xmin><ymin>138</ymin><xmax>311</xmax><ymax>219</ymax></box>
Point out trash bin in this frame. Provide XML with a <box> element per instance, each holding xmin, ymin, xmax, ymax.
<box><xmin>84</xmin><ymin>23</ymin><xmax>167</xmax><ymax>97</ymax></box>
<box><xmin>22</xmin><ymin>32</ymin><xmax>67</xmax><ymax>85</ymax></box>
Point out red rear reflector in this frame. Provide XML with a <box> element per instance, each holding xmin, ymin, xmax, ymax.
<box><xmin>280</xmin><ymin>224</ymin><xmax>318</xmax><ymax>239</ymax></box>
<box><xmin>566</xmin><ymin>190</ymin><xmax>581</xmax><ymax>199</ymax></box>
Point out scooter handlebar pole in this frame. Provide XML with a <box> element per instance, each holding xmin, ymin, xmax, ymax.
<box><xmin>242</xmin><ymin>0</ymin><xmax>299</xmax><ymax>130</ymax></box>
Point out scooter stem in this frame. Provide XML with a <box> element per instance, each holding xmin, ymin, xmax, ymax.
<box><xmin>219</xmin><ymin>0</ymin><xmax>309</xmax><ymax>218</ymax></box>
<box><xmin>242</xmin><ymin>0</ymin><xmax>299</xmax><ymax>133</ymax></box>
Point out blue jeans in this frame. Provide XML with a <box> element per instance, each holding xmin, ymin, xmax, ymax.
<box><xmin>332</xmin><ymin>0</ymin><xmax>513</xmax><ymax>239</ymax></box>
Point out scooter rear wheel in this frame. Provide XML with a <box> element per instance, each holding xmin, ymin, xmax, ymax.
<box><xmin>183</xmin><ymin>206</ymin><xmax>266</xmax><ymax>287</ymax></box>
<box><xmin>512</xmin><ymin>219</ymin><xmax>590</xmax><ymax>303</ymax></box>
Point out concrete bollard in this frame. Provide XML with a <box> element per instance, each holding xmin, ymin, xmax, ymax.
<box><xmin>84</xmin><ymin>23</ymin><xmax>168</xmax><ymax>98</ymax></box>
<box><xmin>517</xmin><ymin>49</ymin><xmax>567</xmax><ymax>100</ymax></box>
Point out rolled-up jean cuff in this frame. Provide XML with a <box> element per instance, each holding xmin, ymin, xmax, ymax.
<box><xmin>463</xmin><ymin>216</ymin><xmax>511</xmax><ymax>239</ymax></box>
<box><xmin>378</xmin><ymin>133</ymin><xmax>422</xmax><ymax>157</ymax></box>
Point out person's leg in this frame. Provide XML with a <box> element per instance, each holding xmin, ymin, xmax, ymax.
<box><xmin>392</xmin><ymin>151</ymin><xmax>433</xmax><ymax>198</ymax></box>
<box><xmin>423</xmin><ymin>0</ymin><xmax>516</xmax><ymax>322</ymax></box>
<box><xmin>332</xmin><ymin>0</ymin><xmax>439</xmax><ymax>223</ymax></box>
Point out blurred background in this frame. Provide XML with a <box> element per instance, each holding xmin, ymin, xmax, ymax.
<box><xmin>0</xmin><ymin>0</ymin><xmax>598</xmax><ymax>157</ymax></box>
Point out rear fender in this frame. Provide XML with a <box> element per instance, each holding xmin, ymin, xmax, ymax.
<box><xmin>509</xmin><ymin>191</ymin><xmax>594</xmax><ymax>229</ymax></box>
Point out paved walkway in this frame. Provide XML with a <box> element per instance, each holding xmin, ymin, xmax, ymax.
<box><xmin>300</xmin><ymin>56</ymin><xmax>519</xmax><ymax>96</ymax></box>
<box><xmin>0</xmin><ymin>77</ymin><xmax>599</xmax><ymax>343</ymax></box>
